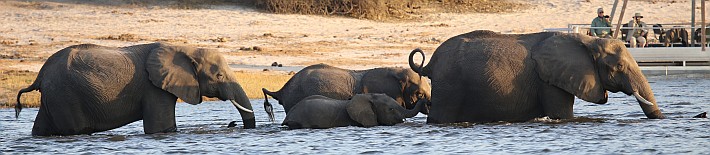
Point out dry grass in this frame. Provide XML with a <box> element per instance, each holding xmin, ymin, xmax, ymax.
<box><xmin>251</xmin><ymin>0</ymin><xmax>422</xmax><ymax>20</ymax></box>
<box><xmin>1</xmin><ymin>70</ymin><xmax>291</xmax><ymax>108</ymax></box>
<box><xmin>13</xmin><ymin>0</ymin><xmax>235</xmax><ymax>9</ymax></box>
<box><xmin>95</xmin><ymin>33</ymin><xmax>142</xmax><ymax>42</ymax></box>
<box><xmin>248</xmin><ymin>0</ymin><xmax>527</xmax><ymax>20</ymax></box>
<box><xmin>432</xmin><ymin>0</ymin><xmax>528</xmax><ymax>14</ymax></box>
<box><xmin>231</xmin><ymin>71</ymin><xmax>292</xmax><ymax>99</ymax></box>
<box><xmin>0</xmin><ymin>70</ymin><xmax>40</xmax><ymax>108</ymax></box>
<box><xmin>16</xmin><ymin>0</ymin><xmax>526</xmax><ymax>20</ymax></box>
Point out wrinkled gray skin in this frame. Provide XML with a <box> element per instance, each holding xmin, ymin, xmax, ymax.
<box><xmin>282</xmin><ymin>93</ymin><xmax>424</xmax><ymax>129</ymax></box>
<box><xmin>16</xmin><ymin>43</ymin><xmax>255</xmax><ymax>136</ymax></box>
<box><xmin>409</xmin><ymin>30</ymin><xmax>665</xmax><ymax>124</ymax></box>
<box><xmin>262</xmin><ymin>64</ymin><xmax>431</xmax><ymax>122</ymax></box>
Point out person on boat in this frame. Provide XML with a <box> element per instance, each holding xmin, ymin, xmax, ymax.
<box><xmin>627</xmin><ymin>13</ymin><xmax>649</xmax><ymax>48</ymax></box>
<box><xmin>591</xmin><ymin>8</ymin><xmax>612</xmax><ymax>38</ymax></box>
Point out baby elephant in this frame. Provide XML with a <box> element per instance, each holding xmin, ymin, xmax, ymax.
<box><xmin>282</xmin><ymin>94</ymin><xmax>424</xmax><ymax>129</ymax></box>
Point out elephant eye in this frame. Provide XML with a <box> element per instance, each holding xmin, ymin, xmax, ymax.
<box><xmin>389</xmin><ymin>108</ymin><xmax>395</xmax><ymax>111</ymax></box>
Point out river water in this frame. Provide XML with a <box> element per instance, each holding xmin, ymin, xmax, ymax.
<box><xmin>1</xmin><ymin>75</ymin><xmax>709</xmax><ymax>154</ymax></box>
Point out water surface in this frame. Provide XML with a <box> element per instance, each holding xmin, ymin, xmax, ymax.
<box><xmin>1</xmin><ymin>75</ymin><xmax>708</xmax><ymax>154</ymax></box>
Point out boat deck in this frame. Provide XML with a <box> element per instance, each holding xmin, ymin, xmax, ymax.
<box><xmin>629</xmin><ymin>47</ymin><xmax>710</xmax><ymax>75</ymax></box>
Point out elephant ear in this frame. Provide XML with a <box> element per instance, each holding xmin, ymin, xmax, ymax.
<box><xmin>346</xmin><ymin>94</ymin><xmax>378</xmax><ymax>127</ymax></box>
<box><xmin>146</xmin><ymin>44</ymin><xmax>202</xmax><ymax>104</ymax></box>
<box><xmin>532</xmin><ymin>34</ymin><xmax>607</xmax><ymax>103</ymax></box>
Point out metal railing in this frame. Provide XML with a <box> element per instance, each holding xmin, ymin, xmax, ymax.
<box><xmin>543</xmin><ymin>24</ymin><xmax>710</xmax><ymax>46</ymax></box>
<box><xmin>564</xmin><ymin>23</ymin><xmax>709</xmax><ymax>34</ymax></box>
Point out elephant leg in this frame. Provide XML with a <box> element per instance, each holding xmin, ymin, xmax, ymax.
<box><xmin>427</xmin><ymin>82</ymin><xmax>464</xmax><ymax>124</ymax></box>
<box><xmin>539</xmin><ymin>83</ymin><xmax>575</xmax><ymax>119</ymax></box>
<box><xmin>37</xmin><ymin>92</ymin><xmax>94</xmax><ymax>135</ymax></box>
<box><xmin>142</xmin><ymin>90</ymin><xmax>178</xmax><ymax>134</ymax></box>
<box><xmin>33</xmin><ymin>105</ymin><xmax>92</xmax><ymax>135</ymax></box>
<box><xmin>31</xmin><ymin>107</ymin><xmax>58</xmax><ymax>136</ymax></box>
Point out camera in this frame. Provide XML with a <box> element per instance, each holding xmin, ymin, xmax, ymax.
<box><xmin>604</xmin><ymin>15</ymin><xmax>610</xmax><ymax>18</ymax></box>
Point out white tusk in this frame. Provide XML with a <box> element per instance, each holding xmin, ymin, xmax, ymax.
<box><xmin>230</xmin><ymin>100</ymin><xmax>254</xmax><ymax>113</ymax></box>
<box><xmin>633</xmin><ymin>91</ymin><xmax>654</xmax><ymax>106</ymax></box>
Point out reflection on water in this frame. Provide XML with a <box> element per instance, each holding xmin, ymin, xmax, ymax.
<box><xmin>1</xmin><ymin>76</ymin><xmax>709</xmax><ymax>154</ymax></box>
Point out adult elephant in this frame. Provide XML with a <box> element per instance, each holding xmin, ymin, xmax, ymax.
<box><xmin>262</xmin><ymin>64</ymin><xmax>431</xmax><ymax>121</ymax></box>
<box><xmin>16</xmin><ymin>43</ymin><xmax>255</xmax><ymax>136</ymax></box>
<box><xmin>408</xmin><ymin>30</ymin><xmax>665</xmax><ymax>124</ymax></box>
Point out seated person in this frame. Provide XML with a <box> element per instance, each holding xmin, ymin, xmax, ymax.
<box><xmin>626</xmin><ymin>13</ymin><xmax>649</xmax><ymax>48</ymax></box>
<box><xmin>591</xmin><ymin>8</ymin><xmax>612</xmax><ymax>38</ymax></box>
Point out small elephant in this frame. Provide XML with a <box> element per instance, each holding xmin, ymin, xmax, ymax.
<box><xmin>409</xmin><ymin>30</ymin><xmax>665</xmax><ymax>124</ymax></box>
<box><xmin>262</xmin><ymin>63</ymin><xmax>431</xmax><ymax>121</ymax></box>
<box><xmin>16</xmin><ymin>43</ymin><xmax>255</xmax><ymax>136</ymax></box>
<box><xmin>282</xmin><ymin>93</ymin><xmax>424</xmax><ymax>129</ymax></box>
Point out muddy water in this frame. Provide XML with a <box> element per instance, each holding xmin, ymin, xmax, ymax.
<box><xmin>1</xmin><ymin>76</ymin><xmax>709</xmax><ymax>154</ymax></box>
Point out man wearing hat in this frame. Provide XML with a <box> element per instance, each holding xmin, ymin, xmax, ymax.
<box><xmin>627</xmin><ymin>13</ymin><xmax>649</xmax><ymax>48</ymax></box>
<box><xmin>591</xmin><ymin>8</ymin><xmax>612</xmax><ymax>38</ymax></box>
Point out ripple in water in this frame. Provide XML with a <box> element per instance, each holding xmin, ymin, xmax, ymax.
<box><xmin>0</xmin><ymin>77</ymin><xmax>708</xmax><ymax>154</ymax></box>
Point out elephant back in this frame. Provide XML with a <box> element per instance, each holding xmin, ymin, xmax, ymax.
<box><xmin>277</xmin><ymin>64</ymin><xmax>357</xmax><ymax>112</ymax></box>
<box><xmin>434</xmin><ymin>30</ymin><xmax>502</xmax><ymax>55</ymax></box>
<box><xmin>56</xmin><ymin>44</ymin><xmax>140</xmax><ymax>98</ymax></box>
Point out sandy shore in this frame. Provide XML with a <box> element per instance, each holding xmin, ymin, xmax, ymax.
<box><xmin>0</xmin><ymin>0</ymin><xmax>704</xmax><ymax>73</ymax></box>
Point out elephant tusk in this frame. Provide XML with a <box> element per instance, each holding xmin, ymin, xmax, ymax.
<box><xmin>230</xmin><ymin>100</ymin><xmax>254</xmax><ymax>113</ymax></box>
<box><xmin>633</xmin><ymin>91</ymin><xmax>654</xmax><ymax>106</ymax></box>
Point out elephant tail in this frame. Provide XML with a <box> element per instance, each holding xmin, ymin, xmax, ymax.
<box><xmin>16</xmin><ymin>79</ymin><xmax>40</xmax><ymax>119</ymax></box>
<box><xmin>262</xmin><ymin>88</ymin><xmax>277</xmax><ymax>122</ymax></box>
<box><xmin>408</xmin><ymin>48</ymin><xmax>428</xmax><ymax>77</ymax></box>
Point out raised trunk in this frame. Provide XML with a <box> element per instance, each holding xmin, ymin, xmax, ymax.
<box><xmin>627</xmin><ymin>72</ymin><xmax>665</xmax><ymax>119</ymax></box>
<box><xmin>401</xmin><ymin>99</ymin><xmax>425</xmax><ymax>118</ymax></box>
<box><xmin>229</xmin><ymin>82</ymin><xmax>256</xmax><ymax>129</ymax></box>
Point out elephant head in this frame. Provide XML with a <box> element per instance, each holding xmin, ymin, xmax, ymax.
<box><xmin>346</xmin><ymin>94</ymin><xmax>424</xmax><ymax>127</ymax></box>
<box><xmin>532</xmin><ymin>34</ymin><xmax>665</xmax><ymax>119</ymax></box>
<box><xmin>146</xmin><ymin>45</ymin><xmax>256</xmax><ymax>128</ymax></box>
<box><xmin>360</xmin><ymin>68</ymin><xmax>432</xmax><ymax>114</ymax></box>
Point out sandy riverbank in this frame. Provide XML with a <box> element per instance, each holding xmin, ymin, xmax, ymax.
<box><xmin>0</xmin><ymin>0</ymin><xmax>702</xmax><ymax>106</ymax></box>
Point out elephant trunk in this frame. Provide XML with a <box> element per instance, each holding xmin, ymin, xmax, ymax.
<box><xmin>626</xmin><ymin>72</ymin><xmax>665</xmax><ymax>119</ymax></box>
<box><xmin>408</xmin><ymin>48</ymin><xmax>426</xmax><ymax>76</ymax></box>
<box><xmin>421</xmin><ymin>91</ymin><xmax>432</xmax><ymax>115</ymax></box>
<box><xmin>229</xmin><ymin>82</ymin><xmax>256</xmax><ymax>129</ymax></box>
<box><xmin>401</xmin><ymin>99</ymin><xmax>425</xmax><ymax>118</ymax></box>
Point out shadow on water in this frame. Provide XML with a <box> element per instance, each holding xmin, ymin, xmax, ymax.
<box><xmin>1</xmin><ymin>76</ymin><xmax>709</xmax><ymax>154</ymax></box>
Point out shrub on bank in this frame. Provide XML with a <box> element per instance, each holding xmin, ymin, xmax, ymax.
<box><xmin>251</xmin><ymin>0</ymin><xmax>424</xmax><ymax>20</ymax></box>
<box><xmin>248</xmin><ymin>0</ymin><xmax>525</xmax><ymax>20</ymax></box>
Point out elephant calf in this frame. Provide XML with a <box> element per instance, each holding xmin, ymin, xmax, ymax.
<box><xmin>282</xmin><ymin>94</ymin><xmax>424</xmax><ymax>129</ymax></box>
<box><xmin>262</xmin><ymin>63</ymin><xmax>431</xmax><ymax>122</ymax></box>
